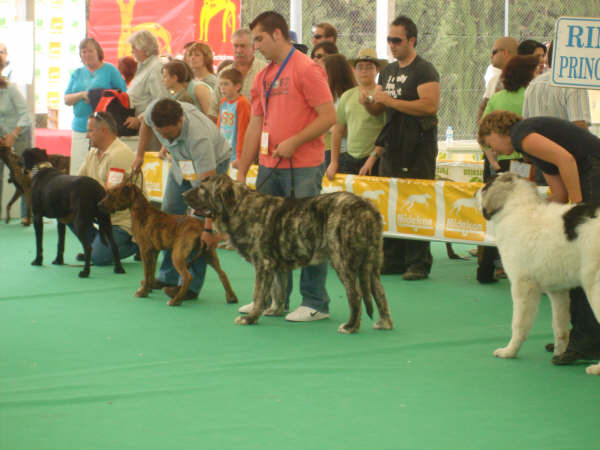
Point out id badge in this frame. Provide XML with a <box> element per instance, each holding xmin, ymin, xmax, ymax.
<box><xmin>106</xmin><ymin>168</ymin><xmax>125</xmax><ymax>189</ymax></box>
<box><xmin>260</xmin><ymin>131</ymin><xmax>269</xmax><ymax>155</ymax></box>
<box><xmin>509</xmin><ymin>160</ymin><xmax>532</xmax><ymax>179</ymax></box>
<box><xmin>178</xmin><ymin>160</ymin><xmax>197</xmax><ymax>181</ymax></box>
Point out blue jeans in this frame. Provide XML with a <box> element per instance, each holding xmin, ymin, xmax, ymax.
<box><xmin>157</xmin><ymin>159</ymin><xmax>229</xmax><ymax>293</ymax></box>
<box><xmin>256</xmin><ymin>164</ymin><xmax>330</xmax><ymax>313</ymax></box>
<box><xmin>68</xmin><ymin>224</ymin><xmax>138</xmax><ymax>265</ymax></box>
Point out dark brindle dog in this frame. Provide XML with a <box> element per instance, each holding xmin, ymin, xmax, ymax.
<box><xmin>0</xmin><ymin>146</ymin><xmax>69</xmax><ymax>226</ymax></box>
<box><xmin>23</xmin><ymin>147</ymin><xmax>124</xmax><ymax>278</ymax></box>
<box><xmin>0</xmin><ymin>145</ymin><xmax>32</xmax><ymax>225</ymax></box>
<box><xmin>182</xmin><ymin>174</ymin><xmax>393</xmax><ymax>333</ymax></box>
<box><xmin>100</xmin><ymin>182</ymin><xmax>238</xmax><ymax>306</ymax></box>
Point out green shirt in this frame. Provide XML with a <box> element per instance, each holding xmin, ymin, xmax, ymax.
<box><xmin>482</xmin><ymin>87</ymin><xmax>525</xmax><ymax>161</ymax></box>
<box><xmin>336</xmin><ymin>86</ymin><xmax>385</xmax><ymax>159</ymax></box>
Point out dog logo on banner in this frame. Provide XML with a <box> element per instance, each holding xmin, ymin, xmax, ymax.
<box><xmin>199</xmin><ymin>0</ymin><xmax>237</xmax><ymax>43</ymax></box>
<box><xmin>353</xmin><ymin>176</ymin><xmax>390</xmax><ymax>231</ymax></box>
<box><xmin>141</xmin><ymin>153</ymin><xmax>164</xmax><ymax>200</ymax></box>
<box><xmin>396</xmin><ymin>179</ymin><xmax>436</xmax><ymax>236</ymax></box>
<box><xmin>443</xmin><ymin>182</ymin><xmax>486</xmax><ymax>240</ymax></box>
<box><xmin>116</xmin><ymin>0</ymin><xmax>173</xmax><ymax>58</ymax></box>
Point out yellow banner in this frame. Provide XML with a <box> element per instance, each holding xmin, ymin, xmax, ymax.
<box><xmin>144</xmin><ymin>161</ymin><xmax>495</xmax><ymax>245</ymax></box>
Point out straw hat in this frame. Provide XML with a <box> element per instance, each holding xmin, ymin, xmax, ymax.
<box><xmin>348</xmin><ymin>48</ymin><xmax>388</xmax><ymax>70</ymax></box>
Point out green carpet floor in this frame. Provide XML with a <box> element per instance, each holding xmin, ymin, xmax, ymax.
<box><xmin>1</xmin><ymin>220</ymin><xmax>598</xmax><ymax>450</ymax></box>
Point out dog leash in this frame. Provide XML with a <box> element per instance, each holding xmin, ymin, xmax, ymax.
<box><xmin>253</xmin><ymin>157</ymin><xmax>296</xmax><ymax>200</ymax></box>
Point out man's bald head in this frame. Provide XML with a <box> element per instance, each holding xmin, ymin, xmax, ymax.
<box><xmin>491</xmin><ymin>37</ymin><xmax>518</xmax><ymax>69</ymax></box>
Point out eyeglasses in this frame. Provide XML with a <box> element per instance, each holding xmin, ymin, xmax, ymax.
<box><xmin>492</xmin><ymin>48</ymin><xmax>503</xmax><ymax>55</ymax></box>
<box><xmin>313</xmin><ymin>34</ymin><xmax>323</xmax><ymax>40</ymax></box>
<box><xmin>313</xmin><ymin>53</ymin><xmax>325</xmax><ymax>60</ymax></box>
<box><xmin>386</xmin><ymin>36</ymin><xmax>403</xmax><ymax>45</ymax></box>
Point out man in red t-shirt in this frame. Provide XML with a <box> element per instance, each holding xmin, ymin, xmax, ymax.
<box><xmin>236</xmin><ymin>11</ymin><xmax>336</xmax><ymax>322</ymax></box>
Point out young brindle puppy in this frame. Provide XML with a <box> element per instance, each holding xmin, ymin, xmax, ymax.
<box><xmin>99</xmin><ymin>182</ymin><xmax>238</xmax><ymax>306</ymax></box>
<box><xmin>24</xmin><ymin>147</ymin><xmax>124</xmax><ymax>278</ymax></box>
<box><xmin>182</xmin><ymin>174</ymin><xmax>393</xmax><ymax>333</ymax></box>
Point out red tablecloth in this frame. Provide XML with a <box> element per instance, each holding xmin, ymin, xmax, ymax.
<box><xmin>34</xmin><ymin>129</ymin><xmax>72</xmax><ymax>156</ymax></box>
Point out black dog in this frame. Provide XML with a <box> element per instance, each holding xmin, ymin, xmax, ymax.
<box><xmin>23</xmin><ymin>148</ymin><xmax>125</xmax><ymax>278</ymax></box>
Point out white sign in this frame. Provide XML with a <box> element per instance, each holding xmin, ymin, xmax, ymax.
<box><xmin>552</xmin><ymin>16</ymin><xmax>600</xmax><ymax>89</ymax></box>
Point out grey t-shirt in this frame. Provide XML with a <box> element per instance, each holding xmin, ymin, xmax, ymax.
<box><xmin>145</xmin><ymin>100</ymin><xmax>231</xmax><ymax>185</ymax></box>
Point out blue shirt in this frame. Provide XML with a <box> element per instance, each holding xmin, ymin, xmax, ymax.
<box><xmin>65</xmin><ymin>62</ymin><xmax>127</xmax><ymax>132</ymax></box>
<box><xmin>144</xmin><ymin>100</ymin><xmax>231</xmax><ymax>186</ymax></box>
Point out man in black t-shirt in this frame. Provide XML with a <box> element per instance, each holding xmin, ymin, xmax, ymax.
<box><xmin>362</xmin><ymin>15</ymin><xmax>440</xmax><ymax>280</ymax></box>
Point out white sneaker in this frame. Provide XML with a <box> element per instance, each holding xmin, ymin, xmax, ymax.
<box><xmin>238</xmin><ymin>302</ymin><xmax>254</xmax><ymax>314</ymax></box>
<box><xmin>285</xmin><ymin>306</ymin><xmax>329</xmax><ymax>322</ymax></box>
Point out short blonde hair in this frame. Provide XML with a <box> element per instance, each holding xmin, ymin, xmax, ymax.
<box><xmin>478</xmin><ymin>110</ymin><xmax>522</xmax><ymax>147</ymax></box>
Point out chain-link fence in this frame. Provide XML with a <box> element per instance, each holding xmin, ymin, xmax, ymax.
<box><xmin>242</xmin><ymin>0</ymin><xmax>600</xmax><ymax>140</ymax></box>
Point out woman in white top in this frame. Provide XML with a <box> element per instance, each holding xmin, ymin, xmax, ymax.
<box><xmin>123</xmin><ymin>30</ymin><xmax>169</xmax><ymax>150</ymax></box>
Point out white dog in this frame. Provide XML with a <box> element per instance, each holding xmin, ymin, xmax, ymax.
<box><xmin>476</xmin><ymin>172</ymin><xmax>600</xmax><ymax>375</ymax></box>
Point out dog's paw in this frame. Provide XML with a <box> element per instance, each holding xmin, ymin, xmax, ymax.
<box><xmin>134</xmin><ymin>288</ymin><xmax>149</xmax><ymax>298</ymax></box>
<box><xmin>263</xmin><ymin>306</ymin><xmax>285</xmax><ymax>316</ymax></box>
<box><xmin>226</xmin><ymin>295</ymin><xmax>239</xmax><ymax>304</ymax></box>
<box><xmin>493</xmin><ymin>347</ymin><xmax>517</xmax><ymax>358</ymax></box>
<box><xmin>167</xmin><ymin>299</ymin><xmax>182</xmax><ymax>306</ymax></box>
<box><xmin>31</xmin><ymin>258</ymin><xmax>43</xmax><ymax>266</ymax></box>
<box><xmin>114</xmin><ymin>265</ymin><xmax>126</xmax><ymax>274</ymax></box>
<box><xmin>52</xmin><ymin>257</ymin><xmax>64</xmax><ymax>265</ymax></box>
<box><xmin>373</xmin><ymin>318</ymin><xmax>393</xmax><ymax>330</ymax></box>
<box><xmin>78</xmin><ymin>270</ymin><xmax>90</xmax><ymax>278</ymax></box>
<box><xmin>586</xmin><ymin>363</ymin><xmax>600</xmax><ymax>375</ymax></box>
<box><xmin>235</xmin><ymin>315</ymin><xmax>257</xmax><ymax>325</ymax></box>
<box><xmin>337</xmin><ymin>323</ymin><xmax>359</xmax><ymax>334</ymax></box>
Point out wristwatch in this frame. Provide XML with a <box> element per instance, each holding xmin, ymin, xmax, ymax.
<box><xmin>366</xmin><ymin>95</ymin><xmax>374</xmax><ymax>104</ymax></box>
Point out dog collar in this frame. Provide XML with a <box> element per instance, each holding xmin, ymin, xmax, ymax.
<box><xmin>31</xmin><ymin>161</ymin><xmax>53</xmax><ymax>177</ymax></box>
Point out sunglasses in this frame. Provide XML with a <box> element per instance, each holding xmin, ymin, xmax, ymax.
<box><xmin>313</xmin><ymin>34</ymin><xmax>323</xmax><ymax>39</ymax></box>
<box><xmin>492</xmin><ymin>48</ymin><xmax>503</xmax><ymax>55</ymax></box>
<box><xmin>386</xmin><ymin>36</ymin><xmax>403</xmax><ymax>45</ymax></box>
<box><xmin>91</xmin><ymin>111</ymin><xmax>108</xmax><ymax>122</ymax></box>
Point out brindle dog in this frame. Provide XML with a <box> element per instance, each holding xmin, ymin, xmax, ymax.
<box><xmin>0</xmin><ymin>146</ymin><xmax>69</xmax><ymax>226</ymax></box>
<box><xmin>99</xmin><ymin>182</ymin><xmax>238</xmax><ymax>306</ymax></box>
<box><xmin>182</xmin><ymin>174</ymin><xmax>393</xmax><ymax>333</ymax></box>
<box><xmin>0</xmin><ymin>146</ymin><xmax>32</xmax><ymax>225</ymax></box>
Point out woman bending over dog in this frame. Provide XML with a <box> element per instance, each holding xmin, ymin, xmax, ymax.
<box><xmin>478</xmin><ymin>110</ymin><xmax>600</xmax><ymax>366</ymax></box>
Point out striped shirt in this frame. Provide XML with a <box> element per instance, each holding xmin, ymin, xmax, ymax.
<box><xmin>522</xmin><ymin>71</ymin><xmax>590</xmax><ymax>123</ymax></box>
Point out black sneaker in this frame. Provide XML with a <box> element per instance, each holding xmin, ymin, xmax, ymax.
<box><xmin>402</xmin><ymin>269</ymin><xmax>428</xmax><ymax>281</ymax></box>
<box><xmin>552</xmin><ymin>349</ymin><xmax>600</xmax><ymax>365</ymax></box>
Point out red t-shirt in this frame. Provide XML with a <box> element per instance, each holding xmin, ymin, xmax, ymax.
<box><xmin>250</xmin><ymin>49</ymin><xmax>333</xmax><ymax>168</ymax></box>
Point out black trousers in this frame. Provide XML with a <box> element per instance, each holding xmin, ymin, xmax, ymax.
<box><xmin>569</xmin><ymin>156</ymin><xmax>600</xmax><ymax>348</ymax></box>
<box><xmin>377</xmin><ymin>144</ymin><xmax>436</xmax><ymax>274</ymax></box>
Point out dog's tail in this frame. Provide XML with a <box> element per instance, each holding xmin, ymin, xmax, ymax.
<box><xmin>359</xmin><ymin>268</ymin><xmax>374</xmax><ymax>320</ymax></box>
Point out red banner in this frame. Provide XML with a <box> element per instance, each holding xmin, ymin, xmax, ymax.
<box><xmin>88</xmin><ymin>0</ymin><xmax>240</xmax><ymax>67</ymax></box>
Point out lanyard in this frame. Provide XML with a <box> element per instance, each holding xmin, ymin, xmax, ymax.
<box><xmin>264</xmin><ymin>46</ymin><xmax>295</xmax><ymax>120</ymax></box>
